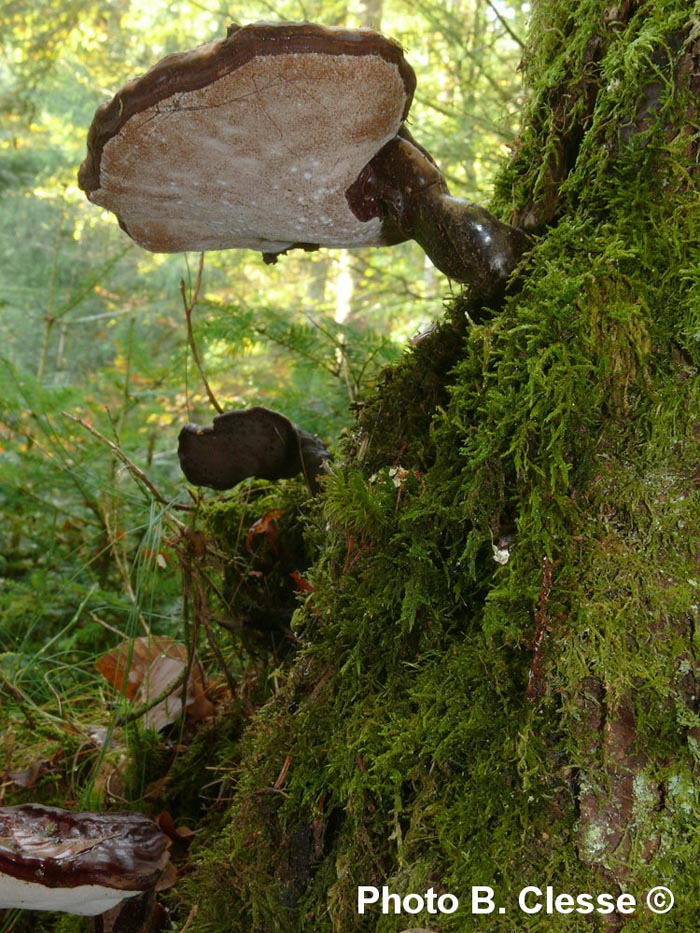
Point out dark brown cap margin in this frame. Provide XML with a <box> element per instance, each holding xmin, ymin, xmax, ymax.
<box><xmin>78</xmin><ymin>22</ymin><xmax>416</xmax><ymax>195</ymax></box>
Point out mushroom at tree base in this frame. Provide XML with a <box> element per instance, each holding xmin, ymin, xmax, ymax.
<box><xmin>78</xmin><ymin>23</ymin><xmax>414</xmax><ymax>256</ymax></box>
<box><xmin>78</xmin><ymin>21</ymin><xmax>529</xmax><ymax>299</ymax></box>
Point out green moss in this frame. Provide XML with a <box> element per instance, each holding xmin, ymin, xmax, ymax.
<box><xmin>184</xmin><ymin>3</ymin><xmax>700</xmax><ymax>930</ymax></box>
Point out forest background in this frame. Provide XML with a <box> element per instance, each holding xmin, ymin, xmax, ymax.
<box><xmin>4</xmin><ymin>0</ymin><xmax>700</xmax><ymax>931</ymax></box>
<box><xmin>1</xmin><ymin>0</ymin><xmax>527</xmax><ymax>907</ymax></box>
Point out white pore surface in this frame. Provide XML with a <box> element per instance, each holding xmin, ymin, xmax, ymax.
<box><xmin>92</xmin><ymin>51</ymin><xmax>408</xmax><ymax>253</ymax></box>
<box><xmin>0</xmin><ymin>874</ymin><xmax>139</xmax><ymax>915</ymax></box>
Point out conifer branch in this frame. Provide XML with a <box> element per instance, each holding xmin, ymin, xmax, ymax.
<box><xmin>62</xmin><ymin>412</ymin><xmax>192</xmax><ymax>516</ymax></box>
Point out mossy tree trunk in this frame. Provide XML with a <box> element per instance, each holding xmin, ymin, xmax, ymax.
<box><xmin>187</xmin><ymin>2</ymin><xmax>700</xmax><ymax>930</ymax></box>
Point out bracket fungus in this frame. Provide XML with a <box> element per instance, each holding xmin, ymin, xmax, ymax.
<box><xmin>178</xmin><ymin>406</ymin><xmax>330</xmax><ymax>494</ymax></box>
<box><xmin>79</xmin><ymin>21</ymin><xmax>528</xmax><ymax>298</ymax></box>
<box><xmin>0</xmin><ymin>804</ymin><xmax>169</xmax><ymax>925</ymax></box>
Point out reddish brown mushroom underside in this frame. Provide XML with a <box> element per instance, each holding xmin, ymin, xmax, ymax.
<box><xmin>78</xmin><ymin>22</ymin><xmax>416</xmax><ymax>255</ymax></box>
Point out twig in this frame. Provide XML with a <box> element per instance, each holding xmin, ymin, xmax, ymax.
<box><xmin>186</xmin><ymin>559</ymin><xmax>238</xmax><ymax>698</ymax></box>
<box><xmin>62</xmin><ymin>412</ymin><xmax>192</xmax><ymax>515</ymax></box>
<box><xmin>180</xmin><ymin>253</ymin><xmax>223</xmax><ymax>413</ymax></box>
<box><xmin>484</xmin><ymin>0</ymin><xmax>525</xmax><ymax>48</ymax></box>
<box><xmin>179</xmin><ymin>905</ymin><xmax>199</xmax><ymax>932</ymax></box>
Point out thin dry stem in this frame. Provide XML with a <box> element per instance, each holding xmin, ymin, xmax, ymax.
<box><xmin>62</xmin><ymin>412</ymin><xmax>191</xmax><ymax>516</ymax></box>
<box><xmin>181</xmin><ymin>253</ymin><xmax>223</xmax><ymax>413</ymax></box>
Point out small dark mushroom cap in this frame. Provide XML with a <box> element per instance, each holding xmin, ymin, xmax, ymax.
<box><xmin>178</xmin><ymin>406</ymin><xmax>329</xmax><ymax>493</ymax></box>
<box><xmin>0</xmin><ymin>804</ymin><xmax>169</xmax><ymax>915</ymax></box>
<box><xmin>79</xmin><ymin>22</ymin><xmax>415</xmax><ymax>255</ymax></box>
